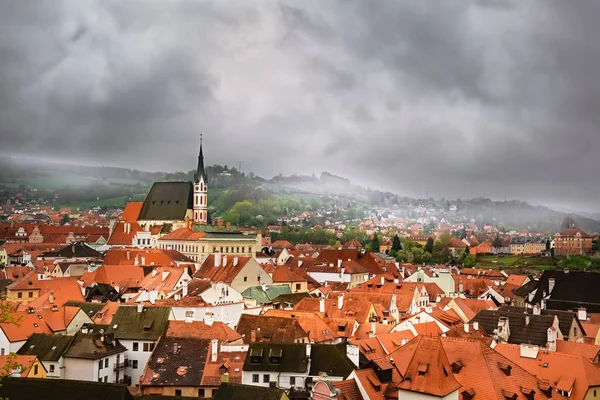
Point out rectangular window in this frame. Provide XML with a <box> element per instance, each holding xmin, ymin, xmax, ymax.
<box><xmin>28</xmin><ymin>292</ymin><xmax>33</xmax><ymax>298</ymax></box>
<box><xmin>49</xmin><ymin>365</ymin><xmax>55</xmax><ymax>373</ymax></box>
<box><xmin>252</xmin><ymin>374</ymin><xmax>259</xmax><ymax>383</ymax></box>
<box><xmin>198</xmin><ymin>389</ymin><xmax>205</xmax><ymax>397</ymax></box>
<box><xmin>290</xmin><ymin>376</ymin><xmax>296</xmax><ymax>386</ymax></box>
<box><xmin>99</xmin><ymin>360</ymin><xmax>103</xmax><ymax>370</ymax></box>
<box><xmin>132</xmin><ymin>360</ymin><xmax>138</xmax><ymax>369</ymax></box>
<box><xmin>105</xmin><ymin>359</ymin><xmax>109</xmax><ymax>368</ymax></box>
<box><xmin>244</xmin><ymin>277</ymin><xmax>247</xmax><ymax>282</ymax></box>
<box><xmin>17</xmin><ymin>293</ymin><xmax>22</xmax><ymax>299</ymax></box>
<box><xmin>104</xmin><ymin>376</ymin><xmax>108</xmax><ymax>383</ymax></box>
<box><xmin>98</xmin><ymin>378</ymin><xmax>102</xmax><ymax>382</ymax></box>
<box><xmin>34</xmin><ymin>364</ymin><xmax>38</xmax><ymax>375</ymax></box>
<box><xmin>133</xmin><ymin>342</ymin><xmax>139</xmax><ymax>351</ymax></box>
<box><xmin>296</xmin><ymin>284</ymin><xmax>301</xmax><ymax>291</ymax></box>
<box><xmin>263</xmin><ymin>374</ymin><xmax>269</xmax><ymax>383</ymax></box>
<box><xmin>175</xmin><ymin>389</ymin><xmax>182</xmax><ymax>396</ymax></box>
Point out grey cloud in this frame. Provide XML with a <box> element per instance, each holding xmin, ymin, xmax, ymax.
<box><xmin>0</xmin><ymin>0</ymin><xmax>599</xmax><ymax>211</ymax></box>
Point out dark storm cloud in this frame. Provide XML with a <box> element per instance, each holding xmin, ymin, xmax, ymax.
<box><xmin>0</xmin><ymin>0</ymin><xmax>599</xmax><ymax>211</ymax></box>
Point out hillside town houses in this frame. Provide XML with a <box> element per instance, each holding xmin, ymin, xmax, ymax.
<box><xmin>0</xmin><ymin>142</ymin><xmax>599</xmax><ymax>399</ymax></box>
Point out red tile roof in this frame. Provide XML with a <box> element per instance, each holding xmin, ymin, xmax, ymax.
<box><xmin>121</xmin><ymin>202</ymin><xmax>144</xmax><ymax>222</ymax></box>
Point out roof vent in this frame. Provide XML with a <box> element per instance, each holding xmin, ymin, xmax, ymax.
<box><xmin>498</xmin><ymin>362</ymin><xmax>512</xmax><ymax>376</ymax></box>
<box><xmin>451</xmin><ymin>360</ymin><xmax>464</xmax><ymax>374</ymax></box>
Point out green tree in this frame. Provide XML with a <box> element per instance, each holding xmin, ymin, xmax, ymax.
<box><xmin>392</xmin><ymin>235</ymin><xmax>402</xmax><ymax>252</ymax></box>
<box><xmin>395</xmin><ymin>250</ymin><xmax>410</xmax><ymax>263</ymax></box>
<box><xmin>424</xmin><ymin>237</ymin><xmax>434</xmax><ymax>254</ymax></box>
<box><xmin>61</xmin><ymin>214</ymin><xmax>70</xmax><ymax>225</ymax></box>
<box><xmin>370</xmin><ymin>233</ymin><xmax>380</xmax><ymax>253</ymax></box>
<box><xmin>464</xmin><ymin>254</ymin><xmax>477</xmax><ymax>268</ymax></box>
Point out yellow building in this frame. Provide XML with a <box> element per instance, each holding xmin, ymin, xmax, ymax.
<box><xmin>157</xmin><ymin>227</ymin><xmax>260</xmax><ymax>262</ymax></box>
<box><xmin>509</xmin><ymin>236</ymin><xmax>547</xmax><ymax>255</ymax></box>
<box><xmin>0</xmin><ymin>355</ymin><xmax>47</xmax><ymax>378</ymax></box>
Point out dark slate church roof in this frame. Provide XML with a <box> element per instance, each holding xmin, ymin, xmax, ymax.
<box><xmin>471</xmin><ymin>309</ymin><xmax>554</xmax><ymax>346</ymax></box>
<box><xmin>138</xmin><ymin>182</ymin><xmax>194</xmax><ymax>221</ymax></box>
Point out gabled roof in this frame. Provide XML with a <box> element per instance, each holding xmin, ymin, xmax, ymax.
<box><xmin>333</xmin><ymin>379</ymin><xmax>363</xmax><ymax>400</ymax></box>
<box><xmin>138</xmin><ymin>181</ymin><xmax>194</xmax><ymax>221</ymax></box>
<box><xmin>531</xmin><ymin>271</ymin><xmax>600</xmax><ymax>312</ymax></box>
<box><xmin>263</xmin><ymin>309</ymin><xmax>339</xmax><ymax>343</ymax></box>
<box><xmin>121</xmin><ymin>202</ymin><xmax>144</xmax><ymax>222</ymax></box>
<box><xmin>498</xmin><ymin>305</ymin><xmax>583</xmax><ymax>338</ymax></box>
<box><xmin>242</xmin><ymin>285</ymin><xmax>291</xmax><ymax>305</ymax></box>
<box><xmin>0</xmin><ymin>312</ymin><xmax>53</xmax><ymax>342</ymax></box>
<box><xmin>17</xmin><ymin>333</ymin><xmax>75</xmax><ymax>361</ymax></box>
<box><xmin>106</xmin><ymin>305</ymin><xmax>171</xmax><ymax>341</ymax></box>
<box><xmin>140</xmin><ymin>336</ymin><xmax>209</xmax><ymax>387</ymax></box>
<box><xmin>442</xmin><ymin>338</ymin><xmax>567</xmax><ymax>400</ymax></box>
<box><xmin>396</xmin><ymin>336</ymin><xmax>461</xmax><ymax>396</ymax></box>
<box><xmin>450</xmin><ymin>298</ymin><xmax>498</xmax><ymax>322</ymax></box>
<box><xmin>63</xmin><ymin>332</ymin><xmax>127</xmax><ymax>360</ymax></box>
<box><xmin>309</xmin><ymin>343</ymin><xmax>355</xmax><ymax>378</ymax></box>
<box><xmin>555</xmin><ymin>228</ymin><xmax>591</xmax><ymax>238</ymax></box>
<box><xmin>471</xmin><ymin>309</ymin><xmax>555</xmax><ymax>346</ymax></box>
<box><xmin>496</xmin><ymin>343</ymin><xmax>600</xmax><ymax>400</ymax></box>
<box><xmin>166</xmin><ymin>320</ymin><xmax>241</xmax><ymax>343</ymax></box>
<box><xmin>195</xmin><ymin>255</ymin><xmax>257</xmax><ymax>284</ymax></box>
<box><xmin>41</xmin><ymin>241</ymin><xmax>101</xmax><ymax>258</ymax></box>
<box><xmin>107</xmin><ymin>221</ymin><xmax>144</xmax><ymax>246</ymax></box>
<box><xmin>236</xmin><ymin>314</ymin><xmax>308</xmax><ymax>344</ymax></box>
<box><xmin>445</xmin><ymin>237</ymin><xmax>467</xmax><ymax>249</ymax></box>
<box><xmin>103</xmin><ymin>248</ymin><xmax>193</xmax><ymax>266</ymax></box>
<box><xmin>81</xmin><ymin>265</ymin><xmax>145</xmax><ymax>288</ymax></box>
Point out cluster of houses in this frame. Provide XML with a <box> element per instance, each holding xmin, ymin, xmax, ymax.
<box><xmin>0</xmin><ymin>148</ymin><xmax>598</xmax><ymax>399</ymax></box>
<box><xmin>0</xmin><ymin>227</ymin><xmax>600</xmax><ymax>399</ymax></box>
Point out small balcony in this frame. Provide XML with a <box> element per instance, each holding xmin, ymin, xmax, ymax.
<box><xmin>113</xmin><ymin>359</ymin><xmax>130</xmax><ymax>371</ymax></box>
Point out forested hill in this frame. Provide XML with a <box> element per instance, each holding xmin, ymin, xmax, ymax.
<box><xmin>0</xmin><ymin>156</ymin><xmax>598</xmax><ymax>233</ymax></box>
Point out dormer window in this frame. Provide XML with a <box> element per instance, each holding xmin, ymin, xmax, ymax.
<box><xmin>269</xmin><ymin>348</ymin><xmax>282</xmax><ymax>364</ymax></box>
<box><xmin>249</xmin><ymin>348</ymin><xmax>263</xmax><ymax>364</ymax></box>
<box><xmin>417</xmin><ymin>363</ymin><xmax>428</xmax><ymax>376</ymax></box>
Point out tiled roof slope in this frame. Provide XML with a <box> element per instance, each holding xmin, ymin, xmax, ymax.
<box><xmin>236</xmin><ymin>314</ymin><xmax>308</xmax><ymax>344</ymax></box>
<box><xmin>471</xmin><ymin>309</ymin><xmax>555</xmax><ymax>346</ymax></box>
<box><xmin>17</xmin><ymin>333</ymin><xmax>75</xmax><ymax>361</ymax></box>
<box><xmin>140</xmin><ymin>336</ymin><xmax>209</xmax><ymax>387</ymax></box>
<box><xmin>63</xmin><ymin>332</ymin><xmax>127</xmax><ymax>360</ymax></box>
<box><xmin>106</xmin><ymin>305</ymin><xmax>171</xmax><ymax>341</ymax></box>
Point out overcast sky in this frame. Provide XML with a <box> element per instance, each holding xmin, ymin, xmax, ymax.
<box><xmin>1</xmin><ymin>1</ymin><xmax>599</xmax><ymax>212</ymax></box>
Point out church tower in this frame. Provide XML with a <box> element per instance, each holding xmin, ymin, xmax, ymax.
<box><xmin>193</xmin><ymin>135</ymin><xmax>208</xmax><ymax>225</ymax></box>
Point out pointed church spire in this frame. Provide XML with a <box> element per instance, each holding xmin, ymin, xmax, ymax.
<box><xmin>195</xmin><ymin>134</ymin><xmax>207</xmax><ymax>183</ymax></box>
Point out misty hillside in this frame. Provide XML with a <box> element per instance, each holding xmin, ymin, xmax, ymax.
<box><xmin>0</xmin><ymin>156</ymin><xmax>598</xmax><ymax>234</ymax></box>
